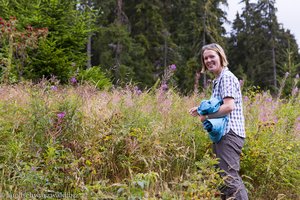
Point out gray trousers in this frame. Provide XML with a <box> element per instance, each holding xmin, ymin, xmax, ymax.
<box><xmin>213</xmin><ymin>129</ymin><xmax>248</xmax><ymax>200</ymax></box>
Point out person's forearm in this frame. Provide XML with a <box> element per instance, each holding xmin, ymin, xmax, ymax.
<box><xmin>206</xmin><ymin>104</ymin><xmax>234</xmax><ymax>119</ymax></box>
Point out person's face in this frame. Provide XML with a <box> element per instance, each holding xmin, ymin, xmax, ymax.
<box><xmin>203</xmin><ymin>49</ymin><xmax>222</xmax><ymax>76</ymax></box>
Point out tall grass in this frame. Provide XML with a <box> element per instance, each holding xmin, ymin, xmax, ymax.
<box><xmin>0</xmin><ymin>81</ymin><xmax>299</xmax><ymax>199</ymax></box>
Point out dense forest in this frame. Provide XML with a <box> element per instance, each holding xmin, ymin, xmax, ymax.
<box><xmin>0</xmin><ymin>0</ymin><xmax>299</xmax><ymax>94</ymax></box>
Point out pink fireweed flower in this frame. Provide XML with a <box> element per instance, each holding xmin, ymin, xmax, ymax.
<box><xmin>134</xmin><ymin>86</ymin><xmax>142</xmax><ymax>95</ymax></box>
<box><xmin>169</xmin><ymin>64</ymin><xmax>176</xmax><ymax>71</ymax></box>
<box><xmin>243</xmin><ymin>96</ymin><xmax>249</xmax><ymax>102</ymax></box>
<box><xmin>136</xmin><ymin>89</ymin><xmax>142</xmax><ymax>95</ymax></box>
<box><xmin>266</xmin><ymin>97</ymin><xmax>272</xmax><ymax>102</ymax></box>
<box><xmin>50</xmin><ymin>85</ymin><xmax>58</xmax><ymax>91</ymax></box>
<box><xmin>161</xmin><ymin>83</ymin><xmax>168</xmax><ymax>91</ymax></box>
<box><xmin>292</xmin><ymin>87</ymin><xmax>299</xmax><ymax>96</ymax></box>
<box><xmin>239</xmin><ymin>79</ymin><xmax>244</xmax><ymax>87</ymax></box>
<box><xmin>295</xmin><ymin>118</ymin><xmax>300</xmax><ymax>131</ymax></box>
<box><xmin>57</xmin><ymin>112</ymin><xmax>66</xmax><ymax>119</ymax></box>
<box><xmin>284</xmin><ymin>72</ymin><xmax>290</xmax><ymax>78</ymax></box>
<box><xmin>70</xmin><ymin>77</ymin><xmax>77</xmax><ymax>84</ymax></box>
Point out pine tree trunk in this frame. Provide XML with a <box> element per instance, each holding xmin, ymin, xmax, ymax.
<box><xmin>86</xmin><ymin>0</ymin><xmax>92</xmax><ymax>68</ymax></box>
<box><xmin>114</xmin><ymin>0</ymin><xmax>123</xmax><ymax>81</ymax></box>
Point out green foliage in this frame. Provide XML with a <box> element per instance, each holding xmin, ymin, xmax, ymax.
<box><xmin>241</xmin><ymin>92</ymin><xmax>300</xmax><ymax>199</ymax></box>
<box><xmin>0</xmin><ymin>16</ymin><xmax>48</xmax><ymax>83</ymax></box>
<box><xmin>93</xmin><ymin>17</ymin><xmax>155</xmax><ymax>87</ymax></box>
<box><xmin>26</xmin><ymin>39</ymin><xmax>73</xmax><ymax>82</ymax></box>
<box><xmin>181</xmin><ymin>154</ymin><xmax>224</xmax><ymax>199</ymax></box>
<box><xmin>0</xmin><ymin>0</ymin><xmax>93</xmax><ymax>83</ymax></box>
<box><xmin>78</xmin><ymin>66</ymin><xmax>112</xmax><ymax>89</ymax></box>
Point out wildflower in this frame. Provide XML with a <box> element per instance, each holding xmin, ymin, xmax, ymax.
<box><xmin>136</xmin><ymin>90</ymin><xmax>142</xmax><ymax>95</ymax></box>
<box><xmin>239</xmin><ymin>79</ymin><xmax>244</xmax><ymax>87</ymax></box>
<box><xmin>70</xmin><ymin>77</ymin><xmax>77</xmax><ymax>84</ymax></box>
<box><xmin>134</xmin><ymin>86</ymin><xmax>142</xmax><ymax>95</ymax></box>
<box><xmin>161</xmin><ymin>83</ymin><xmax>168</xmax><ymax>91</ymax></box>
<box><xmin>296</xmin><ymin>74</ymin><xmax>299</xmax><ymax>79</ymax></box>
<box><xmin>243</xmin><ymin>96</ymin><xmax>249</xmax><ymax>102</ymax></box>
<box><xmin>50</xmin><ymin>85</ymin><xmax>58</xmax><ymax>91</ymax></box>
<box><xmin>285</xmin><ymin>72</ymin><xmax>290</xmax><ymax>78</ymax></box>
<box><xmin>295</xmin><ymin>118</ymin><xmax>300</xmax><ymax>131</ymax></box>
<box><xmin>266</xmin><ymin>98</ymin><xmax>272</xmax><ymax>102</ymax></box>
<box><xmin>292</xmin><ymin>87</ymin><xmax>299</xmax><ymax>96</ymax></box>
<box><xmin>296</xmin><ymin>124</ymin><xmax>300</xmax><ymax>131</ymax></box>
<box><xmin>169</xmin><ymin>64</ymin><xmax>176</xmax><ymax>71</ymax></box>
<box><xmin>57</xmin><ymin>112</ymin><xmax>66</xmax><ymax>119</ymax></box>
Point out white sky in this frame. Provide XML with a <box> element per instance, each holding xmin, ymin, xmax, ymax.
<box><xmin>224</xmin><ymin>0</ymin><xmax>300</xmax><ymax>46</ymax></box>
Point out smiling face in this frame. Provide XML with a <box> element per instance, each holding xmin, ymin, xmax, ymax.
<box><xmin>203</xmin><ymin>49</ymin><xmax>223</xmax><ymax>76</ymax></box>
<box><xmin>200</xmin><ymin>43</ymin><xmax>228</xmax><ymax>75</ymax></box>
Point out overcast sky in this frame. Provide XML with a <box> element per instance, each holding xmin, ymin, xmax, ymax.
<box><xmin>224</xmin><ymin>0</ymin><xmax>300</xmax><ymax>46</ymax></box>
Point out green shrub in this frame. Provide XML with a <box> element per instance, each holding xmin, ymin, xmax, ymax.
<box><xmin>78</xmin><ymin>66</ymin><xmax>112</xmax><ymax>90</ymax></box>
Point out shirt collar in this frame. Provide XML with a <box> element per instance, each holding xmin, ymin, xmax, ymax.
<box><xmin>215</xmin><ymin>67</ymin><xmax>228</xmax><ymax>82</ymax></box>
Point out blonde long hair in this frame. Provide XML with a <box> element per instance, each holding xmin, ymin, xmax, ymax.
<box><xmin>200</xmin><ymin>43</ymin><xmax>229</xmax><ymax>73</ymax></box>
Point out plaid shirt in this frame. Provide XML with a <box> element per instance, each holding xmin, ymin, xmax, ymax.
<box><xmin>211</xmin><ymin>67</ymin><xmax>246</xmax><ymax>138</ymax></box>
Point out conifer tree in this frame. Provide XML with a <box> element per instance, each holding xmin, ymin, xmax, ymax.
<box><xmin>228</xmin><ymin>0</ymin><xmax>300</xmax><ymax>92</ymax></box>
<box><xmin>0</xmin><ymin>0</ymin><xmax>93</xmax><ymax>83</ymax></box>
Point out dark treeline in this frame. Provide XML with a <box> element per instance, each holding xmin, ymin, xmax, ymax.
<box><xmin>0</xmin><ymin>0</ymin><xmax>299</xmax><ymax>95</ymax></box>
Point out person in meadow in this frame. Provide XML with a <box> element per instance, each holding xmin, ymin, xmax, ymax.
<box><xmin>189</xmin><ymin>43</ymin><xmax>248</xmax><ymax>200</ymax></box>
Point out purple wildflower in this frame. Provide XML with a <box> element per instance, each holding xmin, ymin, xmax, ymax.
<box><xmin>292</xmin><ymin>87</ymin><xmax>299</xmax><ymax>96</ymax></box>
<box><xmin>285</xmin><ymin>72</ymin><xmax>290</xmax><ymax>78</ymax></box>
<box><xmin>243</xmin><ymin>96</ymin><xmax>249</xmax><ymax>102</ymax></box>
<box><xmin>161</xmin><ymin>83</ymin><xmax>168</xmax><ymax>91</ymax></box>
<box><xmin>133</xmin><ymin>86</ymin><xmax>142</xmax><ymax>95</ymax></box>
<box><xmin>136</xmin><ymin>89</ymin><xmax>142</xmax><ymax>95</ymax></box>
<box><xmin>296</xmin><ymin>119</ymin><xmax>300</xmax><ymax>131</ymax></box>
<box><xmin>57</xmin><ymin>112</ymin><xmax>66</xmax><ymax>119</ymax></box>
<box><xmin>50</xmin><ymin>85</ymin><xmax>58</xmax><ymax>91</ymax></box>
<box><xmin>239</xmin><ymin>79</ymin><xmax>244</xmax><ymax>87</ymax></box>
<box><xmin>296</xmin><ymin>74</ymin><xmax>299</xmax><ymax>79</ymax></box>
<box><xmin>266</xmin><ymin>98</ymin><xmax>272</xmax><ymax>102</ymax></box>
<box><xmin>70</xmin><ymin>77</ymin><xmax>77</xmax><ymax>84</ymax></box>
<box><xmin>169</xmin><ymin>64</ymin><xmax>176</xmax><ymax>71</ymax></box>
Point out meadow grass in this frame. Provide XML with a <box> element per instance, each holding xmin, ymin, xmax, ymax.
<box><xmin>0</xmin><ymin>82</ymin><xmax>299</xmax><ymax>199</ymax></box>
